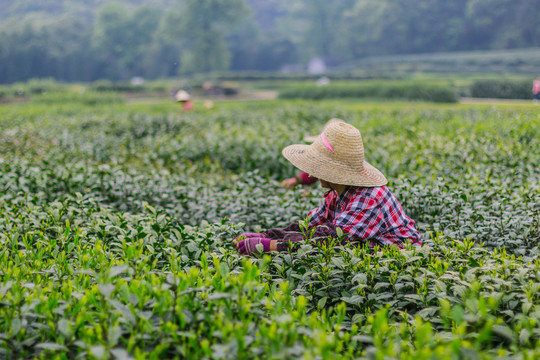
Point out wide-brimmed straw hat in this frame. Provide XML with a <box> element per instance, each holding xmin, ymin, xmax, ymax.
<box><xmin>282</xmin><ymin>120</ymin><xmax>388</xmax><ymax>187</ymax></box>
<box><xmin>175</xmin><ymin>90</ymin><xmax>191</xmax><ymax>102</ymax></box>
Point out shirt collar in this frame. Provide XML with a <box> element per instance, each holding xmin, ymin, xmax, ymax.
<box><xmin>337</xmin><ymin>186</ymin><xmax>354</xmax><ymax>204</ymax></box>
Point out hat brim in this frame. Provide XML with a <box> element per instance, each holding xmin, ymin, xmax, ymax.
<box><xmin>282</xmin><ymin>144</ymin><xmax>388</xmax><ymax>187</ymax></box>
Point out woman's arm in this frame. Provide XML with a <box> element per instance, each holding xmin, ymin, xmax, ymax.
<box><xmin>281</xmin><ymin>172</ymin><xmax>318</xmax><ymax>189</ymax></box>
<box><xmin>298</xmin><ymin>172</ymin><xmax>318</xmax><ymax>185</ymax></box>
<box><xmin>235</xmin><ymin>222</ymin><xmax>340</xmax><ymax>255</ymax></box>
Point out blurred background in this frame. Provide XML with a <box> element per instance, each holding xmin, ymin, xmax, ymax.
<box><xmin>1</xmin><ymin>0</ymin><xmax>540</xmax><ymax>84</ymax></box>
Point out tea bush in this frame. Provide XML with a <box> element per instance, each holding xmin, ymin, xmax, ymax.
<box><xmin>32</xmin><ymin>91</ymin><xmax>125</xmax><ymax>106</ymax></box>
<box><xmin>470</xmin><ymin>79</ymin><xmax>533</xmax><ymax>100</ymax></box>
<box><xmin>0</xmin><ymin>98</ymin><xmax>539</xmax><ymax>359</ymax></box>
<box><xmin>278</xmin><ymin>82</ymin><xmax>458</xmax><ymax>103</ymax></box>
<box><xmin>89</xmin><ymin>80</ymin><xmax>167</xmax><ymax>94</ymax></box>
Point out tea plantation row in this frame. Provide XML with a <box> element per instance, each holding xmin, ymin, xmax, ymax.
<box><xmin>0</xmin><ymin>99</ymin><xmax>539</xmax><ymax>359</ymax></box>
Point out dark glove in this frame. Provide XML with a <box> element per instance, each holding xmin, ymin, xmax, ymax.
<box><xmin>236</xmin><ymin>237</ymin><xmax>272</xmax><ymax>255</ymax></box>
<box><xmin>234</xmin><ymin>232</ymin><xmax>265</xmax><ymax>241</ymax></box>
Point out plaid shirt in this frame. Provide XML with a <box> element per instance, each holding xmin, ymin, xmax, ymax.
<box><xmin>268</xmin><ymin>186</ymin><xmax>421</xmax><ymax>252</ymax></box>
<box><xmin>309</xmin><ymin>185</ymin><xmax>421</xmax><ymax>247</ymax></box>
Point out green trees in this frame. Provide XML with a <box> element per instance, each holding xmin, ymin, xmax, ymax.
<box><xmin>0</xmin><ymin>0</ymin><xmax>540</xmax><ymax>83</ymax></box>
<box><xmin>92</xmin><ymin>4</ymin><xmax>162</xmax><ymax>79</ymax></box>
<box><xmin>464</xmin><ymin>0</ymin><xmax>540</xmax><ymax>48</ymax></box>
<box><xmin>0</xmin><ymin>15</ymin><xmax>95</xmax><ymax>83</ymax></box>
<box><xmin>171</xmin><ymin>0</ymin><xmax>248</xmax><ymax>74</ymax></box>
<box><xmin>280</xmin><ymin>0</ymin><xmax>356</xmax><ymax>60</ymax></box>
<box><xmin>345</xmin><ymin>0</ymin><xmax>469</xmax><ymax>56</ymax></box>
<box><xmin>92</xmin><ymin>3</ymin><xmax>131</xmax><ymax>79</ymax></box>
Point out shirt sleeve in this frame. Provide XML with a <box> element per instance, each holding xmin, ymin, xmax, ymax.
<box><xmin>298</xmin><ymin>172</ymin><xmax>318</xmax><ymax>185</ymax></box>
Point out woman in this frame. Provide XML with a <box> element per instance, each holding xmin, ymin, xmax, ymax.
<box><xmin>234</xmin><ymin>120</ymin><xmax>421</xmax><ymax>255</ymax></box>
<box><xmin>175</xmin><ymin>90</ymin><xmax>194</xmax><ymax>112</ymax></box>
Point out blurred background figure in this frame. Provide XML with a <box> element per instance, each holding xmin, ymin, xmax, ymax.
<box><xmin>316</xmin><ymin>76</ymin><xmax>330</xmax><ymax>86</ymax></box>
<box><xmin>281</xmin><ymin>172</ymin><xmax>318</xmax><ymax>189</ymax></box>
<box><xmin>175</xmin><ymin>89</ymin><xmax>194</xmax><ymax>112</ymax></box>
<box><xmin>533</xmin><ymin>77</ymin><xmax>540</xmax><ymax>104</ymax></box>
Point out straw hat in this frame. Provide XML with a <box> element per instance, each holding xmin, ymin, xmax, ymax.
<box><xmin>175</xmin><ymin>90</ymin><xmax>191</xmax><ymax>102</ymax></box>
<box><xmin>282</xmin><ymin>120</ymin><xmax>387</xmax><ymax>187</ymax></box>
<box><xmin>303</xmin><ymin>118</ymin><xmax>344</xmax><ymax>142</ymax></box>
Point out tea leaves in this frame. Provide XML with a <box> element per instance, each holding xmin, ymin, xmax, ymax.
<box><xmin>0</xmin><ymin>100</ymin><xmax>539</xmax><ymax>358</ymax></box>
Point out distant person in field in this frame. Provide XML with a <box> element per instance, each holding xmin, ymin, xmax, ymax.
<box><xmin>533</xmin><ymin>77</ymin><xmax>540</xmax><ymax>104</ymax></box>
<box><xmin>280</xmin><ymin>118</ymin><xmax>343</xmax><ymax>190</ymax></box>
<box><xmin>280</xmin><ymin>172</ymin><xmax>318</xmax><ymax>189</ymax></box>
<box><xmin>175</xmin><ymin>90</ymin><xmax>194</xmax><ymax>112</ymax></box>
<box><xmin>233</xmin><ymin>120</ymin><xmax>422</xmax><ymax>255</ymax></box>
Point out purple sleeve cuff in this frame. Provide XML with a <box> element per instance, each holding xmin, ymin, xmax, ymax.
<box><xmin>298</xmin><ymin>172</ymin><xmax>318</xmax><ymax>185</ymax></box>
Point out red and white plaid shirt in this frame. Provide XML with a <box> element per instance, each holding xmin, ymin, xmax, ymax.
<box><xmin>308</xmin><ymin>186</ymin><xmax>421</xmax><ymax>248</ymax></box>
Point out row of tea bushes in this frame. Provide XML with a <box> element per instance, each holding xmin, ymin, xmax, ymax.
<box><xmin>1</xmin><ymin>158</ymin><xmax>538</xmax><ymax>253</ymax></box>
<box><xmin>1</xmin><ymin>103</ymin><xmax>538</xmax><ymax>251</ymax></box>
<box><xmin>31</xmin><ymin>91</ymin><xmax>125</xmax><ymax>106</ymax></box>
<box><xmin>278</xmin><ymin>82</ymin><xmax>458</xmax><ymax>103</ymax></box>
<box><xmin>470</xmin><ymin>79</ymin><xmax>534</xmax><ymax>100</ymax></box>
<box><xmin>1</xmin><ymin>194</ymin><xmax>539</xmax><ymax>358</ymax></box>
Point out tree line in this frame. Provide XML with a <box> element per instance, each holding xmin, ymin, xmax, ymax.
<box><xmin>0</xmin><ymin>0</ymin><xmax>539</xmax><ymax>84</ymax></box>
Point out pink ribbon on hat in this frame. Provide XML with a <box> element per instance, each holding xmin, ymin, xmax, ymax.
<box><xmin>321</xmin><ymin>132</ymin><xmax>334</xmax><ymax>152</ymax></box>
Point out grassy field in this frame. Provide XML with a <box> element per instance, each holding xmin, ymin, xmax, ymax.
<box><xmin>0</xmin><ymin>94</ymin><xmax>539</xmax><ymax>359</ymax></box>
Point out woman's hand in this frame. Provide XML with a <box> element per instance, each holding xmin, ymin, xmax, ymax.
<box><xmin>232</xmin><ymin>232</ymin><xmax>264</xmax><ymax>247</ymax></box>
<box><xmin>280</xmin><ymin>177</ymin><xmax>298</xmax><ymax>189</ymax></box>
<box><xmin>234</xmin><ymin>232</ymin><xmax>264</xmax><ymax>240</ymax></box>
<box><xmin>234</xmin><ymin>237</ymin><xmax>274</xmax><ymax>255</ymax></box>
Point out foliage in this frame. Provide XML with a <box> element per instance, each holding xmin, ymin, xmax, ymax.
<box><xmin>0</xmin><ymin>79</ymin><xmax>67</xmax><ymax>99</ymax></box>
<box><xmin>0</xmin><ymin>15</ymin><xmax>96</xmax><ymax>84</ymax></box>
<box><xmin>197</xmin><ymin>72</ymin><xmax>401</xmax><ymax>82</ymax></box>
<box><xmin>0</xmin><ymin>98</ymin><xmax>539</xmax><ymax>358</ymax></box>
<box><xmin>278</xmin><ymin>82</ymin><xmax>458</xmax><ymax>103</ymax></box>
<box><xmin>349</xmin><ymin>48</ymin><xmax>540</xmax><ymax>78</ymax></box>
<box><xmin>344</xmin><ymin>0</ymin><xmax>540</xmax><ymax>56</ymax></box>
<box><xmin>31</xmin><ymin>91</ymin><xmax>125</xmax><ymax>106</ymax></box>
<box><xmin>470</xmin><ymin>79</ymin><xmax>534</xmax><ymax>99</ymax></box>
<box><xmin>164</xmin><ymin>0</ymin><xmax>249</xmax><ymax>75</ymax></box>
<box><xmin>276</xmin><ymin>0</ymin><xmax>357</xmax><ymax>60</ymax></box>
<box><xmin>91</xmin><ymin>4</ymin><xmax>161</xmax><ymax>79</ymax></box>
<box><xmin>89</xmin><ymin>81</ymin><xmax>167</xmax><ymax>94</ymax></box>
<box><xmin>1</xmin><ymin>0</ymin><xmax>540</xmax><ymax>82</ymax></box>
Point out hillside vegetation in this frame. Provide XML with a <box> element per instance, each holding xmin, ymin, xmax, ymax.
<box><xmin>1</xmin><ymin>0</ymin><xmax>539</xmax><ymax>83</ymax></box>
